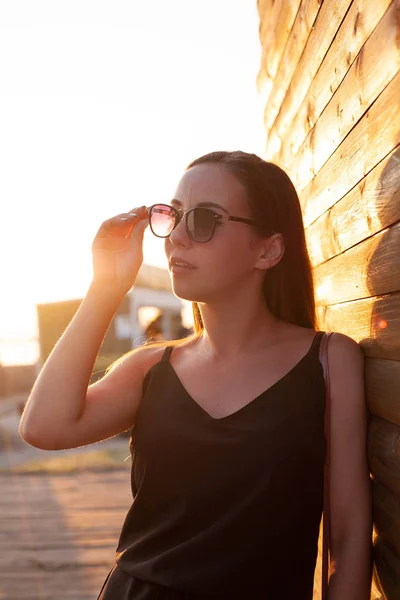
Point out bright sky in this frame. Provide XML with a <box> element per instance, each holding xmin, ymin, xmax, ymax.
<box><xmin>0</xmin><ymin>1</ymin><xmax>265</xmax><ymax>364</ymax></box>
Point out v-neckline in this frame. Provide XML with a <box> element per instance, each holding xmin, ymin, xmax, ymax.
<box><xmin>166</xmin><ymin>331</ymin><xmax>322</xmax><ymax>422</ymax></box>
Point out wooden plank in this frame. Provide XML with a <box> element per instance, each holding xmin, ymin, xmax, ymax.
<box><xmin>0</xmin><ymin>472</ymin><xmax>131</xmax><ymax>509</ymax></box>
<box><xmin>313</xmin><ymin>221</ymin><xmax>400</xmax><ymax>305</ymax></box>
<box><xmin>263</xmin><ymin>0</ymin><xmax>353</xmax><ymax>158</ymax></box>
<box><xmin>316</xmin><ymin>292</ymin><xmax>400</xmax><ymax>361</ymax></box>
<box><xmin>258</xmin><ymin>0</ymin><xmax>304</xmax><ymax>121</ymax></box>
<box><xmin>365</xmin><ymin>357</ymin><xmax>400</xmax><ymax>426</ymax></box>
<box><xmin>319</xmin><ymin>293</ymin><xmax>400</xmax><ymax>426</ymax></box>
<box><xmin>0</xmin><ymin>512</ymin><xmax>126</xmax><ymax>534</ymax></box>
<box><xmin>0</xmin><ymin>481</ymin><xmax>131</xmax><ymax>506</ymax></box>
<box><xmin>256</xmin><ymin>0</ymin><xmax>277</xmax><ymax>104</ymax></box>
<box><xmin>262</xmin><ymin>0</ymin><xmax>321</xmax><ymax>131</ymax></box>
<box><xmin>0</xmin><ymin>469</ymin><xmax>130</xmax><ymax>491</ymax></box>
<box><xmin>368</xmin><ymin>416</ymin><xmax>400</xmax><ymax>497</ymax></box>
<box><xmin>306</xmin><ymin>146</ymin><xmax>400</xmax><ymax>267</ymax></box>
<box><xmin>298</xmin><ymin>69</ymin><xmax>400</xmax><ymax>228</ymax></box>
<box><xmin>287</xmin><ymin>0</ymin><xmax>400</xmax><ymax>192</ymax></box>
<box><xmin>0</xmin><ymin>472</ymin><xmax>129</xmax><ymax>599</ymax></box>
<box><xmin>0</xmin><ymin>494</ymin><xmax>130</xmax><ymax>508</ymax></box>
<box><xmin>318</xmin><ymin>295</ymin><xmax>400</xmax><ymax>423</ymax></box>
<box><xmin>0</xmin><ymin>546</ymin><xmax>116</xmax><ymax>570</ymax></box>
<box><xmin>0</xmin><ymin>533</ymin><xmax>119</xmax><ymax>551</ymax></box>
<box><xmin>373</xmin><ymin>479</ymin><xmax>400</xmax><ymax>558</ymax></box>
<box><xmin>0</xmin><ymin>566</ymin><xmax>109</xmax><ymax>600</ymax></box>
<box><xmin>257</xmin><ymin>0</ymin><xmax>273</xmax><ymax>32</ymax></box>
<box><xmin>373</xmin><ymin>535</ymin><xmax>400</xmax><ymax>598</ymax></box>
<box><xmin>277</xmin><ymin>0</ymin><xmax>394</xmax><ymax>169</ymax></box>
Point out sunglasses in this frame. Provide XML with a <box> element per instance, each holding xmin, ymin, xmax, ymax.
<box><xmin>147</xmin><ymin>203</ymin><xmax>258</xmax><ymax>243</ymax></box>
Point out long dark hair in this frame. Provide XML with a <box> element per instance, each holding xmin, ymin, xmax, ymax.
<box><xmin>186</xmin><ymin>150</ymin><xmax>316</xmax><ymax>331</ymax></box>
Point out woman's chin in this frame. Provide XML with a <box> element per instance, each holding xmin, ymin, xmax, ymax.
<box><xmin>171</xmin><ymin>287</ymin><xmax>201</xmax><ymax>302</ymax></box>
<box><xmin>170</xmin><ymin>279</ymin><xmax>207</xmax><ymax>303</ymax></box>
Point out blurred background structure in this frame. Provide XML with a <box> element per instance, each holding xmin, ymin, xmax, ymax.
<box><xmin>36</xmin><ymin>264</ymin><xmax>188</xmax><ymax>384</ymax></box>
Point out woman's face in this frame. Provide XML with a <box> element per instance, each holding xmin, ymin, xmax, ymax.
<box><xmin>164</xmin><ymin>163</ymin><xmax>268</xmax><ymax>303</ymax></box>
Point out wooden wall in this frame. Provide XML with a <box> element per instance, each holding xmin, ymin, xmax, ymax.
<box><xmin>257</xmin><ymin>1</ymin><xmax>400</xmax><ymax>599</ymax></box>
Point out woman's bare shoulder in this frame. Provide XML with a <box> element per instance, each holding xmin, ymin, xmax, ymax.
<box><xmin>135</xmin><ymin>334</ymin><xmax>200</xmax><ymax>375</ymax></box>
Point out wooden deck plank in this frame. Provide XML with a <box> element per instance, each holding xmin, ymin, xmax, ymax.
<box><xmin>0</xmin><ymin>471</ymin><xmax>130</xmax><ymax>599</ymax></box>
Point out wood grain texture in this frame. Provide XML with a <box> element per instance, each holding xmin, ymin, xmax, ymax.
<box><xmin>365</xmin><ymin>357</ymin><xmax>400</xmax><ymax>425</ymax></box>
<box><xmin>298</xmin><ymin>69</ymin><xmax>400</xmax><ymax>228</ymax></box>
<box><xmin>286</xmin><ymin>0</ymin><xmax>400</xmax><ymax>192</ymax></box>
<box><xmin>259</xmin><ymin>0</ymin><xmax>302</xmax><ymax>86</ymax></box>
<box><xmin>256</xmin><ymin>0</ymin><xmax>277</xmax><ymax>103</ymax></box>
<box><xmin>261</xmin><ymin>0</ymin><xmax>319</xmax><ymax>129</ymax></box>
<box><xmin>0</xmin><ymin>470</ymin><xmax>131</xmax><ymax>599</ymax></box>
<box><xmin>261</xmin><ymin>0</ymin><xmax>353</xmax><ymax>159</ymax></box>
<box><xmin>314</xmin><ymin>221</ymin><xmax>400</xmax><ymax>305</ymax></box>
<box><xmin>306</xmin><ymin>146</ymin><xmax>400</xmax><ymax>267</ymax></box>
<box><xmin>277</xmin><ymin>0</ymin><xmax>395</xmax><ymax>171</ymax></box>
<box><xmin>258</xmin><ymin>3</ymin><xmax>400</xmax><ymax>599</ymax></box>
<box><xmin>373</xmin><ymin>533</ymin><xmax>400</xmax><ymax>598</ymax></box>
<box><xmin>317</xmin><ymin>292</ymin><xmax>400</xmax><ymax>360</ymax></box>
<box><xmin>368</xmin><ymin>416</ymin><xmax>400</xmax><ymax>496</ymax></box>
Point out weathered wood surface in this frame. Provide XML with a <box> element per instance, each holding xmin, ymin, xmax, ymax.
<box><xmin>369</xmin><ymin>416</ymin><xmax>400</xmax><ymax>497</ymax></box>
<box><xmin>365</xmin><ymin>358</ymin><xmax>400</xmax><ymax>425</ymax></box>
<box><xmin>261</xmin><ymin>0</ymin><xmax>353</xmax><ymax>158</ymax></box>
<box><xmin>307</xmin><ymin>146</ymin><xmax>400</xmax><ymax>267</ymax></box>
<box><xmin>317</xmin><ymin>292</ymin><xmax>400</xmax><ymax>361</ymax></box>
<box><xmin>0</xmin><ymin>471</ymin><xmax>131</xmax><ymax>600</ymax></box>
<box><xmin>313</xmin><ymin>220</ymin><xmax>400</xmax><ymax>307</ymax></box>
<box><xmin>260</xmin><ymin>0</ymin><xmax>321</xmax><ymax>131</ymax></box>
<box><xmin>289</xmin><ymin>0</ymin><xmax>400</xmax><ymax>192</ymax></box>
<box><xmin>258</xmin><ymin>1</ymin><xmax>400</xmax><ymax>597</ymax></box>
<box><xmin>257</xmin><ymin>0</ymin><xmax>304</xmax><ymax>108</ymax></box>
<box><xmin>374</xmin><ymin>536</ymin><xmax>400</xmax><ymax>599</ymax></box>
<box><xmin>298</xmin><ymin>67</ymin><xmax>400</xmax><ymax>227</ymax></box>
<box><xmin>276</xmin><ymin>0</ymin><xmax>398</xmax><ymax>180</ymax></box>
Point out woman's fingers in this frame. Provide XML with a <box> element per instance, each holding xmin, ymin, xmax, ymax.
<box><xmin>94</xmin><ymin>207</ymin><xmax>148</xmax><ymax>239</ymax></box>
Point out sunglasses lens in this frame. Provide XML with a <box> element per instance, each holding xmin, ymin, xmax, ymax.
<box><xmin>187</xmin><ymin>208</ymin><xmax>214</xmax><ymax>242</ymax></box>
<box><xmin>150</xmin><ymin>205</ymin><xmax>176</xmax><ymax>237</ymax></box>
<box><xmin>149</xmin><ymin>205</ymin><xmax>215</xmax><ymax>241</ymax></box>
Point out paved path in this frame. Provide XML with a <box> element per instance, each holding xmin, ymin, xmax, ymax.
<box><xmin>0</xmin><ymin>470</ymin><xmax>131</xmax><ymax>600</ymax></box>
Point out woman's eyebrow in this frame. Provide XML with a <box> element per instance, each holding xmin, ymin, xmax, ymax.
<box><xmin>170</xmin><ymin>199</ymin><xmax>228</xmax><ymax>214</ymax></box>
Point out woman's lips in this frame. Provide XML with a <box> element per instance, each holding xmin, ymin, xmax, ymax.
<box><xmin>169</xmin><ymin>257</ymin><xmax>196</xmax><ymax>269</ymax></box>
<box><xmin>170</xmin><ymin>263</ymin><xmax>196</xmax><ymax>273</ymax></box>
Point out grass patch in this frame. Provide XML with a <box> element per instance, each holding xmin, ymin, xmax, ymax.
<box><xmin>2</xmin><ymin>446</ymin><xmax>131</xmax><ymax>474</ymax></box>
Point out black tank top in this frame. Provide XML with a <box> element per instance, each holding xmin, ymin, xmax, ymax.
<box><xmin>115</xmin><ymin>331</ymin><xmax>327</xmax><ymax>599</ymax></box>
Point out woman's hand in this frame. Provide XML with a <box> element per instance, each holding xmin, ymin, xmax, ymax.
<box><xmin>91</xmin><ymin>205</ymin><xmax>149</xmax><ymax>297</ymax></box>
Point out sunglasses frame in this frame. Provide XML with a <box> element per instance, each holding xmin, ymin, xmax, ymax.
<box><xmin>147</xmin><ymin>203</ymin><xmax>258</xmax><ymax>243</ymax></box>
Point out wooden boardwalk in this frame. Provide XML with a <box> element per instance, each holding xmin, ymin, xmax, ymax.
<box><xmin>0</xmin><ymin>470</ymin><xmax>131</xmax><ymax>600</ymax></box>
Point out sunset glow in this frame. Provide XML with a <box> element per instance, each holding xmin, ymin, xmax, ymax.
<box><xmin>0</xmin><ymin>1</ymin><xmax>265</xmax><ymax>365</ymax></box>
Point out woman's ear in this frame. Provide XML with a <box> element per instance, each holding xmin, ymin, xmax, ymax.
<box><xmin>255</xmin><ymin>233</ymin><xmax>285</xmax><ymax>270</ymax></box>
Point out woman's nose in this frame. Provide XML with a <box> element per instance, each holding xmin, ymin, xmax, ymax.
<box><xmin>168</xmin><ymin>214</ymin><xmax>191</xmax><ymax>246</ymax></box>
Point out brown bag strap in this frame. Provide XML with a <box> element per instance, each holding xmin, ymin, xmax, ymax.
<box><xmin>319</xmin><ymin>331</ymin><xmax>333</xmax><ymax>600</ymax></box>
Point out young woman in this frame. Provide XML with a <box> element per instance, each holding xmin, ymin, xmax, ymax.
<box><xmin>20</xmin><ymin>151</ymin><xmax>373</xmax><ymax>599</ymax></box>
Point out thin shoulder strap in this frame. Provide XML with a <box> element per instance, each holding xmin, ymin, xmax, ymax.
<box><xmin>312</xmin><ymin>330</ymin><xmax>326</xmax><ymax>353</ymax></box>
<box><xmin>161</xmin><ymin>345</ymin><xmax>174</xmax><ymax>363</ymax></box>
<box><xmin>319</xmin><ymin>331</ymin><xmax>334</xmax><ymax>600</ymax></box>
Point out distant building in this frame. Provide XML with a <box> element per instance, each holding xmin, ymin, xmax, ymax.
<box><xmin>36</xmin><ymin>264</ymin><xmax>191</xmax><ymax>383</ymax></box>
<box><xmin>0</xmin><ymin>362</ymin><xmax>37</xmax><ymax>398</ymax></box>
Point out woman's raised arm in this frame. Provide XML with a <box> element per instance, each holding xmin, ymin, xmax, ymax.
<box><xmin>19</xmin><ymin>206</ymin><xmax>151</xmax><ymax>450</ymax></box>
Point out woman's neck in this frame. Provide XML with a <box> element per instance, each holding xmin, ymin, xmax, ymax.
<box><xmin>195</xmin><ymin>293</ymin><xmax>282</xmax><ymax>361</ymax></box>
